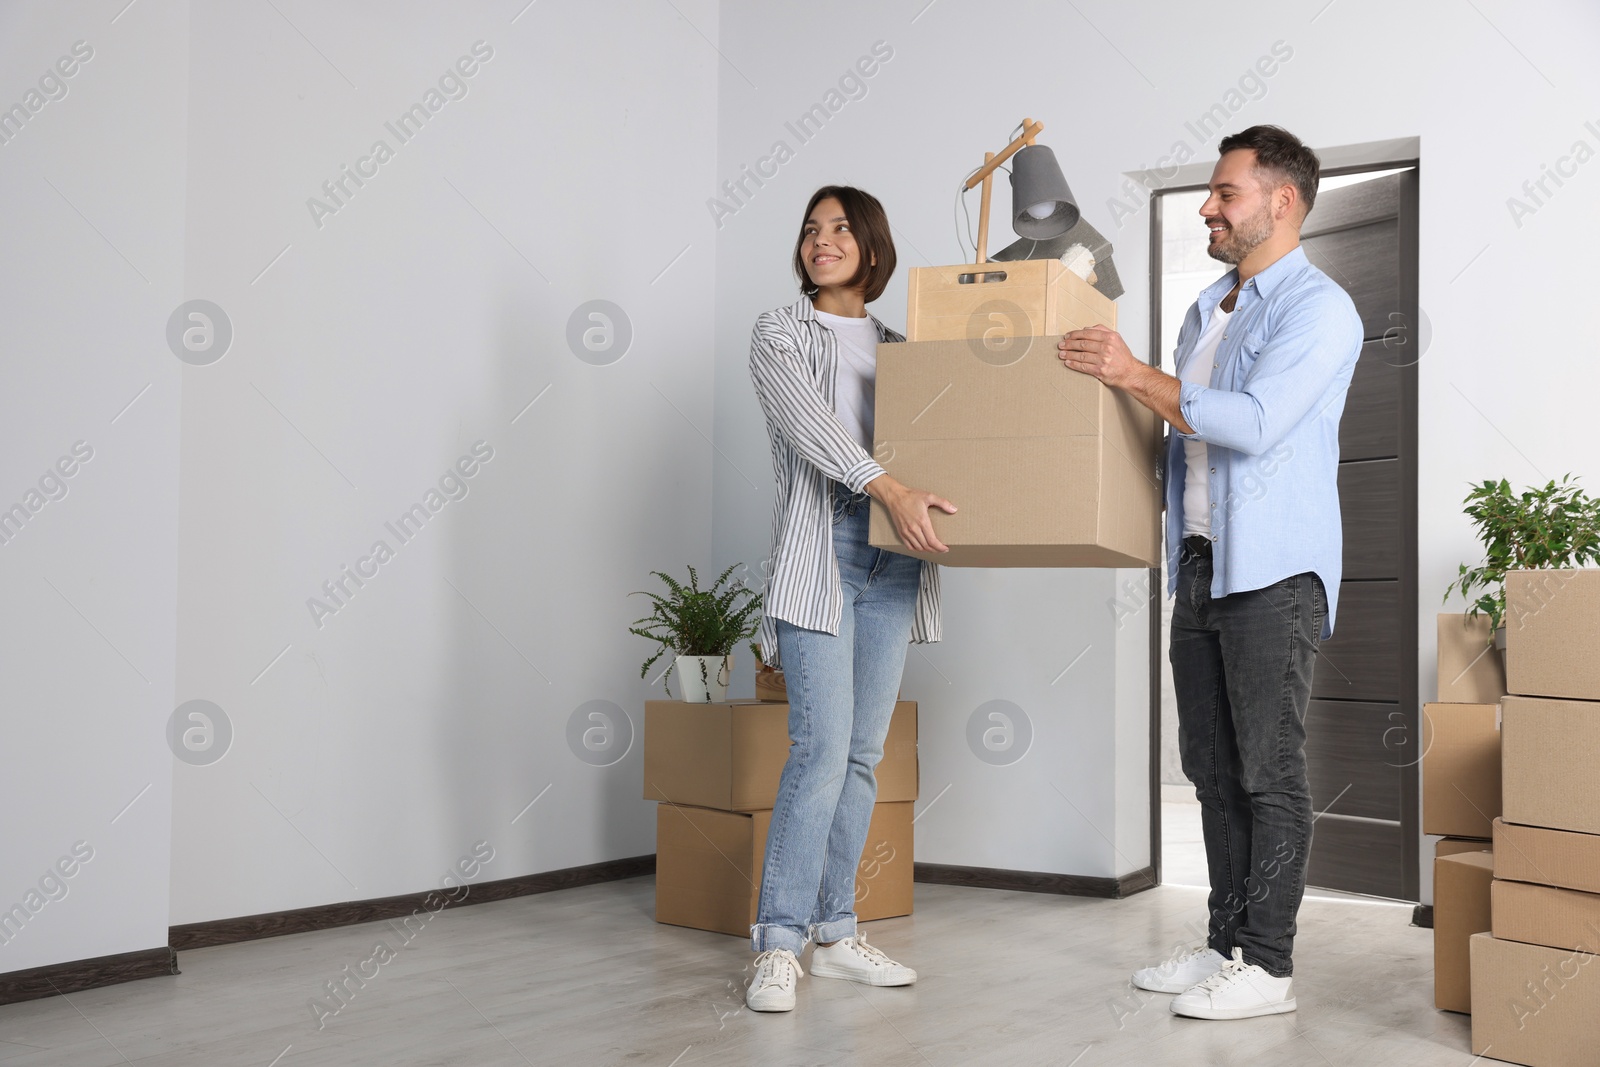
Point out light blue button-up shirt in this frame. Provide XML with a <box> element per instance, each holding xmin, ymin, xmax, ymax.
<box><xmin>1165</xmin><ymin>245</ymin><xmax>1363</xmax><ymax>638</ymax></box>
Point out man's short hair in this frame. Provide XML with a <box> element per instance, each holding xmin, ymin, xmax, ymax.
<box><xmin>1218</xmin><ymin>125</ymin><xmax>1321</xmax><ymax>218</ymax></box>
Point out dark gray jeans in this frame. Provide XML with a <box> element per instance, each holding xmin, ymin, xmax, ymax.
<box><xmin>1170</xmin><ymin>537</ymin><xmax>1325</xmax><ymax>978</ymax></box>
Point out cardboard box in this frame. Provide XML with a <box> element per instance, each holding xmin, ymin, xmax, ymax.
<box><xmin>643</xmin><ymin>700</ymin><xmax>917</xmax><ymax>811</ymax></box>
<box><xmin>1435</xmin><ymin>849</ymin><xmax>1496</xmax><ymax>1013</ymax></box>
<box><xmin>868</xmin><ymin>337</ymin><xmax>1161</xmax><ymax>568</ymax></box>
<box><xmin>1438</xmin><ymin>837</ymin><xmax>1493</xmax><ymax>858</ymax></box>
<box><xmin>654</xmin><ymin>800</ymin><xmax>913</xmax><ymax>937</ymax></box>
<box><xmin>1470</xmin><ymin>932</ymin><xmax>1600</xmax><ymax>1066</ymax></box>
<box><xmin>1422</xmin><ymin>703</ymin><xmax>1502</xmax><ymax>838</ymax></box>
<box><xmin>754</xmin><ymin>666</ymin><xmax>787</xmax><ymax>703</ymax></box>
<box><xmin>1495</xmin><ymin>818</ymin><xmax>1600</xmax><ymax>895</ymax></box>
<box><xmin>1505</xmin><ymin>569</ymin><xmax>1600</xmax><ymax>701</ymax></box>
<box><xmin>1437</xmin><ymin>612</ymin><xmax>1507</xmax><ymax>703</ymax></box>
<box><xmin>905</xmin><ymin>258</ymin><xmax>1117</xmax><ymax>343</ymax></box>
<box><xmin>1493</xmin><ymin>880</ymin><xmax>1600</xmax><ymax>954</ymax></box>
<box><xmin>1502</xmin><ymin>696</ymin><xmax>1600</xmax><ymax>836</ymax></box>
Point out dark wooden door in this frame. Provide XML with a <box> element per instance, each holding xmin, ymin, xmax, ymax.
<box><xmin>1298</xmin><ymin>170</ymin><xmax>1420</xmax><ymax>899</ymax></box>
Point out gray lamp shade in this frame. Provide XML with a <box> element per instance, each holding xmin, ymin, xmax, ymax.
<box><xmin>1010</xmin><ymin>144</ymin><xmax>1080</xmax><ymax>239</ymax></box>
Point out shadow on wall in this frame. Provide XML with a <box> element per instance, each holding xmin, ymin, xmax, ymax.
<box><xmin>431</xmin><ymin>295</ymin><xmax>663</xmax><ymax>895</ymax></box>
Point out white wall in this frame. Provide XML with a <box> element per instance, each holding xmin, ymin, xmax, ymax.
<box><xmin>711</xmin><ymin>0</ymin><xmax>1600</xmax><ymax>888</ymax></box>
<box><xmin>0</xmin><ymin>3</ymin><xmax>186</xmax><ymax>971</ymax></box>
<box><xmin>6</xmin><ymin>1</ymin><xmax>1599</xmax><ymax>973</ymax></box>
<box><xmin>168</xmin><ymin>0</ymin><xmax>719</xmax><ymax>923</ymax></box>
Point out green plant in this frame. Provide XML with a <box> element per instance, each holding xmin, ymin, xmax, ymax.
<box><xmin>1443</xmin><ymin>474</ymin><xmax>1600</xmax><ymax>634</ymax></box>
<box><xmin>629</xmin><ymin>564</ymin><xmax>762</xmax><ymax>696</ymax></box>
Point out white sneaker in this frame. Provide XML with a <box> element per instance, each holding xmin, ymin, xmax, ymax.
<box><xmin>809</xmin><ymin>935</ymin><xmax>916</xmax><ymax>987</ymax></box>
<box><xmin>1170</xmin><ymin>948</ymin><xmax>1296</xmax><ymax>1020</ymax></box>
<box><xmin>746</xmin><ymin>949</ymin><xmax>803</xmax><ymax>1012</ymax></box>
<box><xmin>1131</xmin><ymin>946</ymin><xmax>1228</xmax><ymax>994</ymax></box>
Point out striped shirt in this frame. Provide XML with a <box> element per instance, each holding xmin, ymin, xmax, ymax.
<box><xmin>749</xmin><ymin>297</ymin><xmax>941</xmax><ymax>667</ymax></box>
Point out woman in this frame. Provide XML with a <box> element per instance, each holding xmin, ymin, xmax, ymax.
<box><xmin>745</xmin><ymin>185</ymin><xmax>955</xmax><ymax>1013</ymax></box>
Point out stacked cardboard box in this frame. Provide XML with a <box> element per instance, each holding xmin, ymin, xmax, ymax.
<box><xmin>1426</xmin><ymin>614</ymin><xmax>1506</xmax><ymax>1012</ymax></box>
<box><xmin>1470</xmin><ymin>570</ymin><xmax>1600</xmax><ymax>1067</ymax></box>
<box><xmin>643</xmin><ymin>699</ymin><xmax>918</xmax><ymax>937</ymax></box>
<box><xmin>1436</xmin><ymin>847</ymin><xmax>1495</xmax><ymax>1013</ymax></box>
<box><xmin>1438</xmin><ymin>612</ymin><xmax>1508</xmax><ymax>704</ymax></box>
<box><xmin>1423</xmin><ymin>701</ymin><xmax>1502</xmax><ymax>841</ymax></box>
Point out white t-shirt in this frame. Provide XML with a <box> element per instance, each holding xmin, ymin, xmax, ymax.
<box><xmin>816</xmin><ymin>309</ymin><xmax>879</xmax><ymax>453</ymax></box>
<box><xmin>1179</xmin><ymin>303</ymin><xmax>1232</xmax><ymax>538</ymax></box>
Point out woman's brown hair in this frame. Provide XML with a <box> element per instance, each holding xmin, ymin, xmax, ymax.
<box><xmin>792</xmin><ymin>185</ymin><xmax>897</xmax><ymax>303</ymax></box>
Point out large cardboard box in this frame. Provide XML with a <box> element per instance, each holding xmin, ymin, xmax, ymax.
<box><xmin>1495</xmin><ymin>818</ymin><xmax>1600</xmax><ymax>895</ymax></box>
<box><xmin>1493</xmin><ymin>880</ymin><xmax>1600</xmax><ymax>954</ymax></box>
<box><xmin>654</xmin><ymin>800</ymin><xmax>913</xmax><ymax>937</ymax></box>
<box><xmin>1502</xmin><ymin>696</ymin><xmax>1600</xmax><ymax>836</ymax></box>
<box><xmin>868</xmin><ymin>337</ymin><xmax>1161</xmax><ymax>568</ymax></box>
<box><xmin>1422</xmin><ymin>703</ymin><xmax>1502</xmax><ymax>838</ymax></box>
<box><xmin>1505</xmin><ymin>569</ymin><xmax>1600</xmax><ymax>701</ymax></box>
<box><xmin>905</xmin><ymin>258</ymin><xmax>1116</xmax><ymax>343</ymax></box>
<box><xmin>1470</xmin><ymin>933</ymin><xmax>1600</xmax><ymax>1066</ymax></box>
<box><xmin>1437</xmin><ymin>612</ymin><xmax>1507</xmax><ymax>703</ymax></box>
<box><xmin>1435</xmin><ymin>849</ymin><xmax>1495</xmax><ymax>1013</ymax></box>
<box><xmin>643</xmin><ymin>700</ymin><xmax>917</xmax><ymax>811</ymax></box>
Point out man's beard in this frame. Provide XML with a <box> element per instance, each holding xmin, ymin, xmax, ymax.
<box><xmin>1207</xmin><ymin>201</ymin><xmax>1274</xmax><ymax>265</ymax></box>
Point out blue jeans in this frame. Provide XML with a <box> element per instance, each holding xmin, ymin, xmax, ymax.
<box><xmin>1170</xmin><ymin>537</ymin><xmax>1325</xmax><ymax>978</ymax></box>
<box><xmin>750</xmin><ymin>490</ymin><xmax>921</xmax><ymax>955</ymax></box>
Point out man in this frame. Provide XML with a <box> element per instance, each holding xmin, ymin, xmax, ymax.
<box><xmin>1058</xmin><ymin>125</ymin><xmax>1361</xmax><ymax>1020</ymax></box>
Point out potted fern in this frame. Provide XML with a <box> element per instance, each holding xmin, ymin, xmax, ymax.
<box><xmin>1443</xmin><ymin>474</ymin><xmax>1600</xmax><ymax>649</ymax></box>
<box><xmin>630</xmin><ymin>564</ymin><xmax>762</xmax><ymax>702</ymax></box>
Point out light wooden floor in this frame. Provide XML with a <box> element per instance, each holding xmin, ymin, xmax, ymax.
<box><xmin>0</xmin><ymin>873</ymin><xmax>1472</xmax><ymax>1066</ymax></box>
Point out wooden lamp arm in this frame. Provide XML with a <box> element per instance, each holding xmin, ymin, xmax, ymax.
<box><xmin>966</xmin><ymin>117</ymin><xmax>1044</xmax><ymax>264</ymax></box>
<box><xmin>964</xmin><ymin>118</ymin><xmax>1045</xmax><ymax>191</ymax></box>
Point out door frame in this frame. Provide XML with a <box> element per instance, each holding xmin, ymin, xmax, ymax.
<box><xmin>1136</xmin><ymin>138</ymin><xmax>1423</xmax><ymax>898</ymax></box>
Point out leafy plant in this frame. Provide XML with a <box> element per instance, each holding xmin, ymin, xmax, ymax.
<box><xmin>1443</xmin><ymin>474</ymin><xmax>1600</xmax><ymax>635</ymax></box>
<box><xmin>630</xmin><ymin>564</ymin><xmax>762</xmax><ymax>696</ymax></box>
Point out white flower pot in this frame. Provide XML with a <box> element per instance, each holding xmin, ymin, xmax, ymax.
<box><xmin>676</xmin><ymin>655</ymin><xmax>731</xmax><ymax>703</ymax></box>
